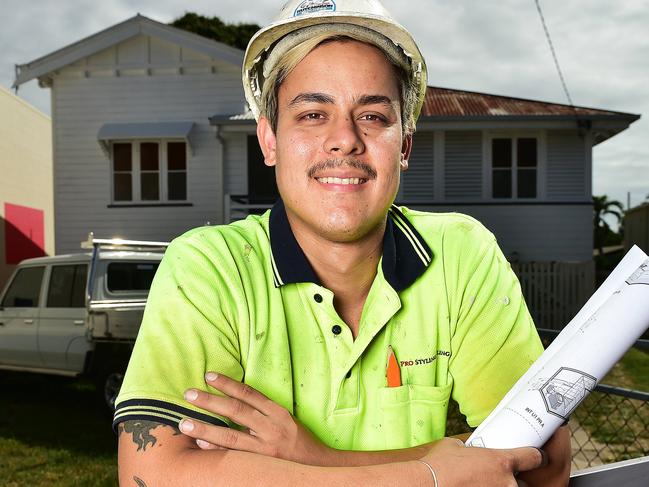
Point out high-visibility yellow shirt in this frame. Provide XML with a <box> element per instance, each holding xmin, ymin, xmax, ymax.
<box><xmin>114</xmin><ymin>201</ymin><xmax>543</xmax><ymax>450</ymax></box>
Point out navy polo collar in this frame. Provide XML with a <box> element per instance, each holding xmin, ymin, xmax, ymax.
<box><xmin>269</xmin><ymin>199</ymin><xmax>432</xmax><ymax>292</ymax></box>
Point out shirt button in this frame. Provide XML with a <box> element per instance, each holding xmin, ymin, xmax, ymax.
<box><xmin>313</xmin><ymin>293</ymin><xmax>323</xmax><ymax>303</ymax></box>
<box><xmin>331</xmin><ymin>324</ymin><xmax>342</xmax><ymax>335</ymax></box>
<box><xmin>345</xmin><ymin>370</ymin><xmax>352</xmax><ymax>379</ymax></box>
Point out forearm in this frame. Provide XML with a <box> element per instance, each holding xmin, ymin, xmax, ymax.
<box><xmin>322</xmin><ymin>433</ymin><xmax>471</xmax><ymax>467</ymax></box>
<box><xmin>324</xmin><ymin>443</ymin><xmax>433</xmax><ymax>467</ymax></box>
<box><xmin>122</xmin><ymin>450</ymin><xmax>426</xmax><ymax>486</ymax></box>
<box><xmin>118</xmin><ymin>424</ymin><xmax>430</xmax><ymax>486</ymax></box>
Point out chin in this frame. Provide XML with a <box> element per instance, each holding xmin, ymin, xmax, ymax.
<box><xmin>316</xmin><ymin>213</ymin><xmax>381</xmax><ymax>243</ymax></box>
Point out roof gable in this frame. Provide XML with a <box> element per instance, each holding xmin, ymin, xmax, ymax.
<box><xmin>14</xmin><ymin>14</ymin><xmax>243</xmax><ymax>87</ymax></box>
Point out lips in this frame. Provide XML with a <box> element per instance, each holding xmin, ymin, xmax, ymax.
<box><xmin>315</xmin><ymin>177</ymin><xmax>367</xmax><ymax>185</ymax></box>
<box><xmin>306</xmin><ymin>159</ymin><xmax>378</xmax><ymax>181</ymax></box>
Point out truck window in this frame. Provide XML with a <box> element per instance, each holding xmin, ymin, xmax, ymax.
<box><xmin>106</xmin><ymin>262</ymin><xmax>159</xmax><ymax>293</ymax></box>
<box><xmin>1</xmin><ymin>266</ymin><xmax>45</xmax><ymax>307</ymax></box>
<box><xmin>47</xmin><ymin>264</ymin><xmax>88</xmax><ymax>308</ymax></box>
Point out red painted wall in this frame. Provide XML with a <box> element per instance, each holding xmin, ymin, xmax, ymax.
<box><xmin>4</xmin><ymin>203</ymin><xmax>46</xmax><ymax>264</ymax></box>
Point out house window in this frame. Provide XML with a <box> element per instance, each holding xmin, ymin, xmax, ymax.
<box><xmin>113</xmin><ymin>143</ymin><xmax>133</xmax><ymax>201</ymax></box>
<box><xmin>167</xmin><ymin>142</ymin><xmax>187</xmax><ymax>201</ymax></box>
<box><xmin>140</xmin><ymin>142</ymin><xmax>160</xmax><ymax>200</ymax></box>
<box><xmin>492</xmin><ymin>137</ymin><xmax>537</xmax><ymax>199</ymax></box>
<box><xmin>111</xmin><ymin>141</ymin><xmax>187</xmax><ymax>203</ymax></box>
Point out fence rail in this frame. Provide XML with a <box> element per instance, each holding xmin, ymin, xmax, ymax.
<box><xmin>224</xmin><ymin>194</ymin><xmax>273</xmax><ymax>223</ymax></box>
<box><xmin>512</xmin><ymin>261</ymin><xmax>595</xmax><ymax>330</ymax></box>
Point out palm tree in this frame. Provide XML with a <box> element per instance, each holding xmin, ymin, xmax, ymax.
<box><xmin>593</xmin><ymin>195</ymin><xmax>624</xmax><ymax>256</ymax></box>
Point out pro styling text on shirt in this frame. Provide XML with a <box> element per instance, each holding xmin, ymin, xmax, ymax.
<box><xmin>399</xmin><ymin>350</ymin><xmax>451</xmax><ymax>367</ymax></box>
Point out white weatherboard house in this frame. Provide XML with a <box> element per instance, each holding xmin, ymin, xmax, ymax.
<box><xmin>14</xmin><ymin>15</ymin><xmax>639</xmax><ymax>327</ymax></box>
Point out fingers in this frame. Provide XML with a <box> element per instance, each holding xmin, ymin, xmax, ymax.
<box><xmin>204</xmin><ymin>372</ymin><xmax>278</xmax><ymax>416</ymax></box>
<box><xmin>196</xmin><ymin>438</ymin><xmax>220</xmax><ymax>450</ymax></box>
<box><xmin>179</xmin><ymin>418</ymin><xmax>259</xmax><ymax>452</ymax></box>
<box><xmin>508</xmin><ymin>447</ymin><xmax>547</xmax><ymax>473</ymax></box>
<box><xmin>450</xmin><ymin>432</ymin><xmax>471</xmax><ymax>443</ymax></box>
<box><xmin>184</xmin><ymin>386</ymin><xmax>267</xmax><ymax>432</ymax></box>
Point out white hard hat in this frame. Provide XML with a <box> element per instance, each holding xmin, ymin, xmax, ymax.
<box><xmin>242</xmin><ymin>0</ymin><xmax>427</xmax><ymax>123</ymax></box>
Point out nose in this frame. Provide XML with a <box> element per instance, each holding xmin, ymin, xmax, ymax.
<box><xmin>323</xmin><ymin>116</ymin><xmax>365</xmax><ymax>155</ymax></box>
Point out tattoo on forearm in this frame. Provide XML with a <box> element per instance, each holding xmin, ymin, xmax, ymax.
<box><xmin>133</xmin><ymin>476</ymin><xmax>148</xmax><ymax>487</ymax></box>
<box><xmin>119</xmin><ymin>420</ymin><xmax>180</xmax><ymax>451</ymax></box>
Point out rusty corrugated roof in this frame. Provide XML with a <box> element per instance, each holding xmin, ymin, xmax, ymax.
<box><xmin>421</xmin><ymin>86</ymin><xmax>629</xmax><ymax>118</ymax></box>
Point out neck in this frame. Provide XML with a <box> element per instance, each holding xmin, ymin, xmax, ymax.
<box><xmin>286</xmin><ymin>211</ymin><xmax>386</xmax><ymax>336</ymax></box>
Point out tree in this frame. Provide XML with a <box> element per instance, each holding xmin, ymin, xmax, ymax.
<box><xmin>593</xmin><ymin>195</ymin><xmax>624</xmax><ymax>256</ymax></box>
<box><xmin>170</xmin><ymin>13</ymin><xmax>260</xmax><ymax>50</ymax></box>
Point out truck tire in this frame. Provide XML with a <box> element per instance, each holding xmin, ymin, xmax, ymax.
<box><xmin>96</xmin><ymin>369</ymin><xmax>124</xmax><ymax>415</ymax></box>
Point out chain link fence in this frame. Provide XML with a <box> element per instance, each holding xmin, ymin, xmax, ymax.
<box><xmin>446</xmin><ymin>331</ymin><xmax>649</xmax><ymax>470</ymax></box>
<box><xmin>446</xmin><ymin>385</ymin><xmax>649</xmax><ymax>470</ymax></box>
<box><xmin>569</xmin><ymin>384</ymin><xmax>649</xmax><ymax>469</ymax></box>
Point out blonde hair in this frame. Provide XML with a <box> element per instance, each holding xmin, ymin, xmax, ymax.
<box><xmin>260</xmin><ymin>33</ymin><xmax>419</xmax><ymax>136</ymax></box>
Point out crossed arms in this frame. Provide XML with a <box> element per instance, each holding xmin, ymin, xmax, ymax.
<box><xmin>117</xmin><ymin>373</ymin><xmax>570</xmax><ymax>487</ymax></box>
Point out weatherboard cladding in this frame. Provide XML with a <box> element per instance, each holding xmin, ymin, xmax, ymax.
<box><xmin>223</xmin><ymin>134</ymin><xmax>247</xmax><ymax>195</ymax></box>
<box><xmin>444</xmin><ymin>131</ymin><xmax>482</xmax><ymax>200</ymax></box>
<box><xmin>400</xmin><ymin>203</ymin><xmax>592</xmax><ymax>262</ymax></box>
<box><xmin>546</xmin><ymin>130</ymin><xmax>586</xmax><ymax>200</ymax></box>
<box><xmin>401</xmin><ymin>133</ymin><xmax>435</xmax><ymax>202</ymax></box>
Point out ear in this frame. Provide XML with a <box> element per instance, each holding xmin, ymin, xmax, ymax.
<box><xmin>400</xmin><ymin>133</ymin><xmax>412</xmax><ymax>171</ymax></box>
<box><xmin>257</xmin><ymin>116</ymin><xmax>277</xmax><ymax>167</ymax></box>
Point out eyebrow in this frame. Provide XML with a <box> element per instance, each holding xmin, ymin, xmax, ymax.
<box><xmin>287</xmin><ymin>93</ymin><xmax>396</xmax><ymax>108</ymax></box>
<box><xmin>356</xmin><ymin>94</ymin><xmax>395</xmax><ymax>107</ymax></box>
<box><xmin>288</xmin><ymin>92</ymin><xmax>335</xmax><ymax>107</ymax></box>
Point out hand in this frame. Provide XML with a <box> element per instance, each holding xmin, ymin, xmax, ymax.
<box><xmin>517</xmin><ymin>425</ymin><xmax>571</xmax><ymax>487</ymax></box>
<box><xmin>420</xmin><ymin>437</ymin><xmax>547</xmax><ymax>487</ymax></box>
<box><xmin>179</xmin><ymin>372</ymin><xmax>335</xmax><ymax>465</ymax></box>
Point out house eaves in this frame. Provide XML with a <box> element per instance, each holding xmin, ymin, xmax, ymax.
<box><xmin>13</xmin><ymin>14</ymin><xmax>244</xmax><ymax>88</ymax></box>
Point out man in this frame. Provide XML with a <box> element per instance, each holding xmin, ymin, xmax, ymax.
<box><xmin>116</xmin><ymin>1</ymin><xmax>571</xmax><ymax>485</ymax></box>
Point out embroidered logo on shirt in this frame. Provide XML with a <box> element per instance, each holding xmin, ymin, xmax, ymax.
<box><xmin>399</xmin><ymin>350</ymin><xmax>451</xmax><ymax>367</ymax></box>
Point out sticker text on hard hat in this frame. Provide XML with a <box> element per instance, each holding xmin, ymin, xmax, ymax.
<box><xmin>294</xmin><ymin>0</ymin><xmax>336</xmax><ymax>17</ymax></box>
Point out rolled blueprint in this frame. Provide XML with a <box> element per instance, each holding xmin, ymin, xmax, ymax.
<box><xmin>467</xmin><ymin>245</ymin><xmax>649</xmax><ymax>449</ymax></box>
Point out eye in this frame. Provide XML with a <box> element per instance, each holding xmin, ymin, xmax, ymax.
<box><xmin>301</xmin><ymin>112</ymin><xmax>325</xmax><ymax>121</ymax></box>
<box><xmin>359</xmin><ymin>113</ymin><xmax>387</xmax><ymax>123</ymax></box>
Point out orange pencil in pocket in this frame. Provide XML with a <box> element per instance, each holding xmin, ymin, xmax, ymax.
<box><xmin>386</xmin><ymin>345</ymin><xmax>401</xmax><ymax>387</ymax></box>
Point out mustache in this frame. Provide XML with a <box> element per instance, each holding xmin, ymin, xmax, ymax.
<box><xmin>306</xmin><ymin>159</ymin><xmax>377</xmax><ymax>180</ymax></box>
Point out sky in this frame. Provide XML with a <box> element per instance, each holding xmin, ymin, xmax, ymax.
<box><xmin>1</xmin><ymin>0</ymin><xmax>648</xmax><ymax>212</ymax></box>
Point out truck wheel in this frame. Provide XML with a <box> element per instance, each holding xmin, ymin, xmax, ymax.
<box><xmin>97</xmin><ymin>370</ymin><xmax>124</xmax><ymax>414</ymax></box>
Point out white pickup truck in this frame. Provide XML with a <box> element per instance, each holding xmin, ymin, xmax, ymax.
<box><xmin>0</xmin><ymin>234</ymin><xmax>167</xmax><ymax>412</ymax></box>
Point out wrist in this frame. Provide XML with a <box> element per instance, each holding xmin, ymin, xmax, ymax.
<box><xmin>416</xmin><ymin>460</ymin><xmax>439</xmax><ymax>487</ymax></box>
<box><xmin>307</xmin><ymin>442</ymin><xmax>338</xmax><ymax>466</ymax></box>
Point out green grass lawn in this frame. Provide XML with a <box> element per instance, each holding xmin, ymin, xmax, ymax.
<box><xmin>607</xmin><ymin>347</ymin><xmax>649</xmax><ymax>391</ymax></box>
<box><xmin>0</xmin><ymin>372</ymin><xmax>118</xmax><ymax>486</ymax></box>
<box><xmin>572</xmin><ymin>347</ymin><xmax>649</xmax><ymax>463</ymax></box>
